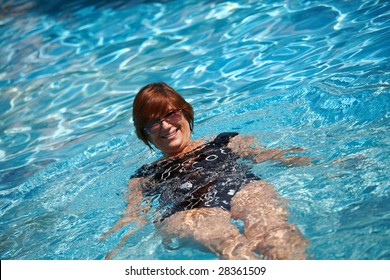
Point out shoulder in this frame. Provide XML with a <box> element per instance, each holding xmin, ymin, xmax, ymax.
<box><xmin>227</xmin><ymin>133</ymin><xmax>256</xmax><ymax>156</ymax></box>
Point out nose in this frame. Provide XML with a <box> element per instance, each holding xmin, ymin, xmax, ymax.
<box><xmin>160</xmin><ymin>119</ymin><xmax>172</xmax><ymax>130</ymax></box>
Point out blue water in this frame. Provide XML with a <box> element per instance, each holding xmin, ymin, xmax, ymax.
<box><xmin>1</xmin><ymin>0</ymin><xmax>389</xmax><ymax>260</ymax></box>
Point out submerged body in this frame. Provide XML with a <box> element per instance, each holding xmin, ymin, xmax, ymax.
<box><xmin>104</xmin><ymin>82</ymin><xmax>309</xmax><ymax>259</ymax></box>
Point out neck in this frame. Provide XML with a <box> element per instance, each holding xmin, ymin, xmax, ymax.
<box><xmin>163</xmin><ymin>139</ymin><xmax>204</xmax><ymax>158</ymax></box>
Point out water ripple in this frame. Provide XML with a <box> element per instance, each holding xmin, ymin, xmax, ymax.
<box><xmin>1</xmin><ymin>0</ymin><xmax>388</xmax><ymax>182</ymax></box>
<box><xmin>0</xmin><ymin>0</ymin><xmax>389</xmax><ymax>260</ymax></box>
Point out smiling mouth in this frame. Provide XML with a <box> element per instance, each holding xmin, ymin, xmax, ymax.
<box><xmin>162</xmin><ymin>129</ymin><xmax>178</xmax><ymax>139</ymax></box>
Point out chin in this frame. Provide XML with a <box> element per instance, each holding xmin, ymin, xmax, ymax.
<box><xmin>162</xmin><ymin>140</ymin><xmax>188</xmax><ymax>156</ymax></box>
<box><xmin>167</xmin><ymin>142</ymin><xmax>184</xmax><ymax>152</ymax></box>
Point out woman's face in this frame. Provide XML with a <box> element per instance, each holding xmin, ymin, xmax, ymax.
<box><xmin>146</xmin><ymin>108</ymin><xmax>191</xmax><ymax>157</ymax></box>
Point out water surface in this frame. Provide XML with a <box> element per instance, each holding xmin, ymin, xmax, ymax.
<box><xmin>1</xmin><ymin>0</ymin><xmax>389</xmax><ymax>259</ymax></box>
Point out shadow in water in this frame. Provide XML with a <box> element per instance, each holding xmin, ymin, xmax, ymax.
<box><xmin>1</xmin><ymin>0</ymin><xmax>173</xmax><ymax>18</ymax></box>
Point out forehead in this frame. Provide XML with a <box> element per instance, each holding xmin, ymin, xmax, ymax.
<box><xmin>144</xmin><ymin>99</ymin><xmax>175</xmax><ymax>121</ymax></box>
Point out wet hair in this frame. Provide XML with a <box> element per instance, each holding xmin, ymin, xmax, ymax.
<box><xmin>133</xmin><ymin>82</ymin><xmax>194</xmax><ymax>148</ymax></box>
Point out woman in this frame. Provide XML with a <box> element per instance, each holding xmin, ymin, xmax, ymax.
<box><xmin>103</xmin><ymin>82</ymin><xmax>309</xmax><ymax>260</ymax></box>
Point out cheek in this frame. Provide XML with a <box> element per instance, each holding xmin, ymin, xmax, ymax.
<box><xmin>147</xmin><ymin>133</ymin><xmax>160</xmax><ymax>146</ymax></box>
<box><xmin>181</xmin><ymin>121</ymin><xmax>191</xmax><ymax>135</ymax></box>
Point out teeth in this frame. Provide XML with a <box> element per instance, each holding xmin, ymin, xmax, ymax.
<box><xmin>163</xmin><ymin>130</ymin><xmax>177</xmax><ymax>138</ymax></box>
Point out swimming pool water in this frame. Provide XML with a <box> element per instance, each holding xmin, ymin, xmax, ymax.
<box><xmin>1</xmin><ymin>0</ymin><xmax>389</xmax><ymax>260</ymax></box>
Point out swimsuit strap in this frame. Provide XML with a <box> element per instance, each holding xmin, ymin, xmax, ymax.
<box><xmin>213</xmin><ymin>132</ymin><xmax>239</xmax><ymax>146</ymax></box>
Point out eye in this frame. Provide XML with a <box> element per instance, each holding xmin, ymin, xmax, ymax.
<box><xmin>145</xmin><ymin>119</ymin><xmax>160</xmax><ymax>131</ymax></box>
<box><xmin>164</xmin><ymin>111</ymin><xmax>176</xmax><ymax>118</ymax></box>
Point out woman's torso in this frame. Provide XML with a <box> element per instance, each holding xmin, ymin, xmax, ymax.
<box><xmin>132</xmin><ymin>132</ymin><xmax>259</xmax><ymax>219</ymax></box>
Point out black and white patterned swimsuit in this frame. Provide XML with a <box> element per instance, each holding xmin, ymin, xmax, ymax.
<box><xmin>131</xmin><ymin>132</ymin><xmax>259</xmax><ymax>220</ymax></box>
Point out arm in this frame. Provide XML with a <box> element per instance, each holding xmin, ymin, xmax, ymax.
<box><xmin>228</xmin><ymin>135</ymin><xmax>312</xmax><ymax>166</ymax></box>
<box><xmin>102</xmin><ymin>177</ymin><xmax>152</xmax><ymax>259</ymax></box>
<box><xmin>102</xmin><ymin>178</ymin><xmax>149</xmax><ymax>240</ymax></box>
